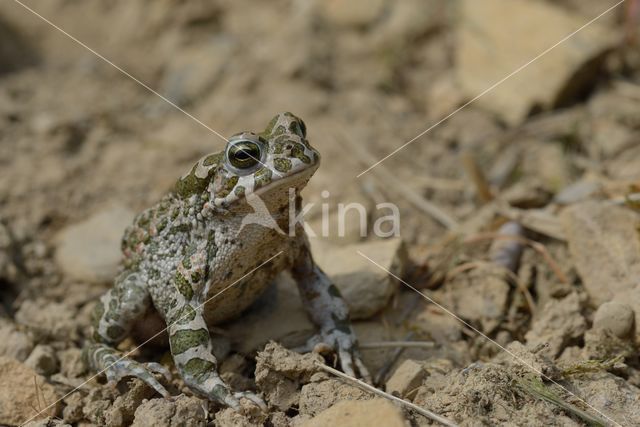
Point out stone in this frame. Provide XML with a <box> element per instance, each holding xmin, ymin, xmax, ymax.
<box><xmin>132</xmin><ymin>395</ymin><xmax>206</xmax><ymax>427</ymax></box>
<box><xmin>255</xmin><ymin>342</ymin><xmax>322</xmax><ymax>411</ymax></box>
<box><xmin>299</xmin><ymin>377</ymin><xmax>370</xmax><ymax>417</ymax></box>
<box><xmin>561</xmin><ymin>201</ymin><xmax>640</xmax><ymax>305</ymax></box>
<box><xmin>225</xmin><ymin>274</ymin><xmax>314</xmax><ymax>354</ymax></box>
<box><xmin>309</xmin><ymin>237</ymin><xmax>408</xmax><ymax>319</ymax></box>
<box><xmin>385</xmin><ymin>359</ymin><xmax>427</xmax><ymax>398</ymax></box>
<box><xmin>456</xmin><ymin>0</ymin><xmax>617</xmax><ymax>125</ymax></box>
<box><xmin>54</xmin><ymin>204</ymin><xmax>135</xmax><ymax>283</ymax></box>
<box><xmin>592</xmin><ymin>302</ymin><xmax>634</xmax><ymax>338</ymax></box>
<box><xmin>300</xmin><ymin>398</ymin><xmax>408</xmax><ymax>427</ymax></box>
<box><xmin>524</xmin><ymin>293</ymin><xmax>587</xmax><ymax>358</ymax></box>
<box><xmin>0</xmin><ymin>356</ymin><xmax>59</xmax><ymax>425</ymax></box>
<box><xmin>319</xmin><ymin>0</ymin><xmax>388</xmax><ymax>29</ymax></box>
<box><xmin>439</xmin><ymin>265</ymin><xmax>510</xmax><ymax>334</ymax></box>
<box><xmin>15</xmin><ymin>299</ymin><xmax>79</xmax><ymax>342</ymax></box>
<box><xmin>25</xmin><ymin>344</ymin><xmax>58</xmax><ymax>376</ymax></box>
<box><xmin>58</xmin><ymin>348</ymin><xmax>86</xmax><ymax>378</ymax></box>
<box><xmin>0</xmin><ymin>320</ymin><xmax>34</xmax><ymax>361</ymax></box>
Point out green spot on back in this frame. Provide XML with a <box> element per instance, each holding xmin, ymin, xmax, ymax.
<box><xmin>175</xmin><ymin>272</ymin><xmax>193</xmax><ymax>300</ymax></box>
<box><xmin>183</xmin><ymin>357</ymin><xmax>215</xmax><ymax>379</ymax></box>
<box><xmin>170</xmin><ymin>328</ymin><xmax>209</xmax><ymax>355</ymax></box>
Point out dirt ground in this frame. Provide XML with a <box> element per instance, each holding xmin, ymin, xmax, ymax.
<box><xmin>1</xmin><ymin>0</ymin><xmax>640</xmax><ymax>426</ymax></box>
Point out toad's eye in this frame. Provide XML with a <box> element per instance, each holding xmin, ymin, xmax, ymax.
<box><xmin>227</xmin><ymin>140</ymin><xmax>261</xmax><ymax>170</ymax></box>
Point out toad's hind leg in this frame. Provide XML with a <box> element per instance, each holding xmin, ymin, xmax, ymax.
<box><xmin>165</xmin><ymin>247</ymin><xmax>265</xmax><ymax>410</ymax></box>
<box><xmin>83</xmin><ymin>272</ymin><xmax>171</xmax><ymax>396</ymax></box>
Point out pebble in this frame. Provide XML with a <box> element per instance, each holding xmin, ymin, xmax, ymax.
<box><xmin>385</xmin><ymin>359</ymin><xmax>427</xmax><ymax>398</ymax></box>
<box><xmin>593</xmin><ymin>302</ymin><xmax>634</xmax><ymax>338</ymax></box>
<box><xmin>456</xmin><ymin>0</ymin><xmax>616</xmax><ymax>125</ymax></box>
<box><xmin>131</xmin><ymin>395</ymin><xmax>205</xmax><ymax>427</ymax></box>
<box><xmin>309</xmin><ymin>237</ymin><xmax>408</xmax><ymax>319</ymax></box>
<box><xmin>0</xmin><ymin>321</ymin><xmax>34</xmax><ymax>362</ymax></box>
<box><xmin>561</xmin><ymin>201</ymin><xmax>640</xmax><ymax>305</ymax></box>
<box><xmin>301</xmin><ymin>398</ymin><xmax>408</xmax><ymax>427</ymax></box>
<box><xmin>25</xmin><ymin>344</ymin><xmax>58</xmax><ymax>376</ymax></box>
<box><xmin>54</xmin><ymin>203</ymin><xmax>135</xmax><ymax>283</ymax></box>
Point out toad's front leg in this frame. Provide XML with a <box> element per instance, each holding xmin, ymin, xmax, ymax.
<box><xmin>291</xmin><ymin>238</ymin><xmax>371</xmax><ymax>382</ymax></box>
<box><xmin>166</xmin><ymin>250</ymin><xmax>265</xmax><ymax>410</ymax></box>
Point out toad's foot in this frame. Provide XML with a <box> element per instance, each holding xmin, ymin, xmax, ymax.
<box><xmin>85</xmin><ymin>344</ymin><xmax>171</xmax><ymax>397</ymax></box>
<box><xmin>294</xmin><ymin>328</ymin><xmax>371</xmax><ymax>383</ymax></box>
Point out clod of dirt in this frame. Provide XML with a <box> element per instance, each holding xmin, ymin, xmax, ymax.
<box><xmin>0</xmin><ymin>355</ymin><xmax>59</xmax><ymax>425</ymax></box>
<box><xmin>132</xmin><ymin>395</ymin><xmax>205</xmax><ymax>427</ymax></box>
<box><xmin>298</xmin><ymin>375</ymin><xmax>370</xmax><ymax>417</ymax></box>
<box><xmin>413</xmin><ymin>361</ymin><xmax>572</xmax><ymax>426</ymax></box>
<box><xmin>15</xmin><ymin>299</ymin><xmax>79</xmax><ymax>342</ymax></box>
<box><xmin>254</xmin><ymin>341</ymin><xmax>322</xmax><ymax>411</ymax></box>
<box><xmin>214</xmin><ymin>406</ymin><xmax>268</xmax><ymax>427</ymax></box>
<box><xmin>570</xmin><ymin>372</ymin><xmax>640</xmax><ymax>426</ymax></box>
<box><xmin>440</xmin><ymin>264</ymin><xmax>510</xmax><ymax>334</ymax></box>
<box><xmin>301</xmin><ymin>398</ymin><xmax>408</xmax><ymax>427</ymax></box>
<box><xmin>0</xmin><ymin>319</ymin><xmax>34</xmax><ymax>361</ymax></box>
<box><xmin>310</xmin><ymin>237</ymin><xmax>408</xmax><ymax>319</ymax></box>
<box><xmin>524</xmin><ymin>292</ymin><xmax>587</xmax><ymax>358</ymax></box>
<box><xmin>58</xmin><ymin>347</ymin><xmax>86</xmax><ymax>378</ymax></box>
<box><xmin>582</xmin><ymin>328</ymin><xmax>635</xmax><ymax>361</ymax></box>
<box><xmin>385</xmin><ymin>359</ymin><xmax>427</xmax><ymax>398</ymax></box>
<box><xmin>592</xmin><ymin>301</ymin><xmax>635</xmax><ymax>339</ymax></box>
<box><xmin>54</xmin><ymin>203</ymin><xmax>135</xmax><ymax>283</ymax></box>
<box><xmin>561</xmin><ymin>201</ymin><xmax>640</xmax><ymax>306</ymax></box>
<box><xmin>457</xmin><ymin>0</ymin><xmax>616</xmax><ymax>125</ymax></box>
<box><xmin>24</xmin><ymin>344</ymin><xmax>58</xmax><ymax>376</ymax></box>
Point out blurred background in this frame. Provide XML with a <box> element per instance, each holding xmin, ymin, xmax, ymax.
<box><xmin>1</xmin><ymin>0</ymin><xmax>640</xmax><ymax>425</ymax></box>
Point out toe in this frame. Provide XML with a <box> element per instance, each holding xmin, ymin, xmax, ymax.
<box><xmin>354</xmin><ymin>355</ymin><xmax>372</xmax><ymax>384</ymax></box>
<box><xmin>146</xmin><ymin>362</ymin><xmax>172</xmax><ymax>381</ymax></box>
<box><xmin>338</xmin><ymin>348</ymin><xmax>356</xmax><ymax>377</ymax></box>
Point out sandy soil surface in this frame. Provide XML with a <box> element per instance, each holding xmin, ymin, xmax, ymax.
<box><xmin>1</xmin><ymin>0</ymin><xmax>640</xmax><ymax>426</ymax></box>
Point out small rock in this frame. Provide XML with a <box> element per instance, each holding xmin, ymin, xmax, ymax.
<box><xmin>255</xmin><ymin>342</ymin><xmax>322</xmax><ymax>411</ymax></box>
<box><xmin>561</xmin><ymin>201</ymin><xmax>640</xmax><ymax>305</ymax></box>
<box><xmin>15</xmin><ymin>299</ymin><xmax>79</xmax><ymax>342</ymax></box>
<box><xmin>0</xmin><ymin>320</ymin><xmax>34</xmax><ymax>361</ymax></box>
<box><xmin>300</xmin><ymin>398</ymin><xmax>408</xmax><ymax>427</ymax></box>
<box><xmin>456</xmin><ymin>0</ymin><xmax>616</xmax><ymax>125</ymax></box>
<box><xmin>571</xmin><ymin>372</ymin><xmax>640</xmax><ymax>426</ymax></box>
<box><xmin>439</xmin><ymin>264</ymin><xmax>510</xmax><ymax>334</ymax></box>
<box><xmin>319</xmin><ymin>0</ymin><xmax>388</xmax><ymax>29</ymax></box>
<box><xmin>225</xmin><ymin>274</ymin><xmax>314</xmax><ymax>354</ymax></box>
<box><xmin>310</xmin><ymin>237</ymin><xmax>408</xmax><ymax>319</ymax></box>
<box><xmin>132</xmin><ymin>395</ymin><xmax>206</xmax><ymax>427</ymax></box>
<box><xmin>62</xmin><ymin>392</ymin><xmax>84</xmax><ymax>423</ymax></box>
<box><xmin>25</xmin><ymin>344</ymin><xmax>58</xmax><ymax>376</ymax></box>
<box><xmin>0</xmin><ymin>356</ymin><xmax>59</xmax><ymax>425</ymax></box>
<box><xmin>299</xmin><ymin>377</ymin><xmax>370</xmax><ymax>416</ymax></box>
<box><xmin>385</xmin><ymin>359</ymin><xmax>426</xmax><ymax>398</ymax></box>
<box><xmin>58</xmin><ymin>348</ymin><xmax>86</xmax><ymax>378</ymax></box>
<box><xmin>524</xmin><ymin>293</ymin><xmax>587</xmax><ymax>358</ymax></box>
<box><xmin>593</xmin><ymin>302</ymin><xmax>634</xmax><ymax>338</ymax></box>
<box><xmin>54</xmin><ymin>204</ymin><xmax>135</xmax><ymax>283</ymax></box>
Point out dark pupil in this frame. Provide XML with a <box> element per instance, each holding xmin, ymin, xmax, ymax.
<box><xmin>236</xmin><ymin>149</ymin><xmax>252</xmax><ymax>161</ymax></box>
<box><xmin>230</xmin><ymin>142</ymin><xmax>260</xmax><ymax>168</ymax></box>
